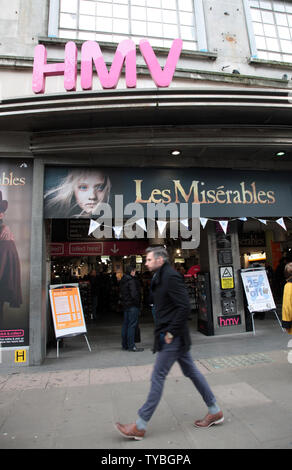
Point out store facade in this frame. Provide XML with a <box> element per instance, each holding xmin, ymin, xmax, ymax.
<box><xmin>1</xmin><ymin>0</ymin><xmax>292</xmax><ymax>366</ymax></box>
<box><xmin>1</xmin><ymin>98</ymin><xmax>292</xmax><ymax>366</ymax></box>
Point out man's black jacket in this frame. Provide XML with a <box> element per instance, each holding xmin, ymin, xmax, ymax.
<box><xmin>119</xmin><ymin>274</ymin><xmax>141</xmax><ymax>309</ymax></box>
<box><xmin>151</xmin><ymin>262</ymin><xmax>191</xmax><ymax>353</ymax></box>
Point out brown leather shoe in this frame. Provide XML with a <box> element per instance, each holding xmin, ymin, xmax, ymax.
<box><xmin>194</xmin><ymin>411</ymin><xmax>224</xmax><ymax>428</ymax></box>
<box><xmin>115</xmin><ymin>422</ymin><xmax>145</xmax><ymax>440</ymax></box>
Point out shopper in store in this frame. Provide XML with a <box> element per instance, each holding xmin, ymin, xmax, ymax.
<box><xmin>119</xmin><ymin>264</ymin><xmax>143</xmax><ymax>352</ymax></box>
<box><xmin>44</xmin><ymin>168</ymin><xmax>111</xmax><ymax>218</ymax></box>
<box><xmin>88</xmin><ymin>269</ymin><xmax>99</xmax><ymax>320</ymax></box>
<box><xmin>115</xmin><ymin>246</ymin><xmax>223</xmax><ymax>440</ymax></box>
<box><xmin>281</xmin><ymin>262</ymin><xmax>292</xmax><ymax>335</ymax></box>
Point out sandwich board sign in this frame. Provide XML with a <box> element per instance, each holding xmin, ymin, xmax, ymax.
<box><xmin>240</xmin><ymin>268</ymin><xmax>283</xmax><ymax>335</ymax></box>
<box><xmin>49</xmin><ymin>283</ymin><xmax>91</xmax><ymax>356</ymax></box>
<box><xmin>240</xmin><ymin>268</ymin><xmax>275</xmax><ymax>313</ymax></box>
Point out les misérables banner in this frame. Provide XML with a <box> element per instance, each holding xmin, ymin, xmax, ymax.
<box><xmin>44</xmin><ymin>166</ymin><xmax>292</xmax><ymax>219</ymax></box>
<box><xmin>0</xmin><ymin>160</ymin><xmax>33</xmax><ymax>348</ymax></box>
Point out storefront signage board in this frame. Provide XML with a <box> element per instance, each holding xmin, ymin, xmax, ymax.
<box><xmin>49</xmin><ymin>284</ymin><xmax>87</xmax><ymax>339</ymax></box>
<box><xmin>33</xmin><ymin>39</ymin><xmax>182</xmax><ymax>94</ymax></box>
<box><xmin>44</xmin><ymin>167</ymin><xmax>292</xmax><ymax>219</ymax></box>
<box><xmin>50</xmin><ymin>241</ymin><xmax>149</xmax><ymax>256</ymax></box>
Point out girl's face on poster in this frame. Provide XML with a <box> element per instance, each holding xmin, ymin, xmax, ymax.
<box><xmin>0</xmin><ymin>212</ymin><xmax>4</xmax><ymax>220</ymax></box>
<box><xmin>74</xmin><ymin>174</ymin><xmax>107</xmax><ymax>213</ymax></box>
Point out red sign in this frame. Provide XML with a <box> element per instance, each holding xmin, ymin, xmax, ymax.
<box><xmin>0</xmin><ymin>329</ymin><xmax>24</xmax><ymax>338</ymax></box>
<box><xmin>50</xmin><ymin>241</ymin><xmax>149</xmax><ymax>257</ymax></box>
<box><xmin>187</xmin><ymin>265</ymin><xmax>201</xmax><ymax>277</ymax></box>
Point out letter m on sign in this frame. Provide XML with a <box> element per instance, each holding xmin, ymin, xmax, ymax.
<box><xmin>81</xmin><ymin>40</ymin><xmax>137</xmax><ymax>90</ymax></box>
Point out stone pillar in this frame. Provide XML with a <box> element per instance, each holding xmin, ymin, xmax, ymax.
<box><xmin>29</xmin><ymin>159</ymin><xmax>47</xmax><ymax>365</ymax></box>
<box><xmin>199</xmin><ymin>221</ymin><xmax>246</xmax><ymax>335</ymax></box>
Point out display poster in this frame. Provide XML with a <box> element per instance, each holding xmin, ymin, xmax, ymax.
<box><xmin>240</xmin><ymin>269</ymin><xmax>276</xmax><ymax>313</ymax></box>
<box><xmin>0</xmin><ymin>160</ymin><xmax>33</xmax><ymax>348</ymax></box>
<box><xmin>49</xmin><ymin>284</ymin><xmax>87</xmax><ymax>339</ymax></box>
<box><xmin>44</xmin><ymin>166</ymin><xmax>292</xmax><ymax>218</ymax></box>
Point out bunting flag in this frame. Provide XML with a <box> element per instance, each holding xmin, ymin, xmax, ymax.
<box><xmin>88</xmin><ymin>219</ymin><xmax>100</xmax><ymax>235</ymax></box>
<box><xmin>219</xmin><ymin>220</ymin><xmax>228</xmax><ymax>234</ymax></box>
<box><xmin>276</xmin><ymin>217</ymin><xmax>287</xmax><ymax>231</ymax></box>
<box><xmin>89</xmin><ymin>216</ymin><xmax>289</xmax><ymax>240</ymax></box>
<box><xmin>136</xmin><ymin>218</ymin><xmax>146</xmax><ymax>232</ymax></box>
<box><xmin>180</xmin><ymin>218</ymin><xmax>189</xmax><ymax>228</ymax></box>
<box><xmin>113</xmin><ymin>225</ymin><xmax>123</xmax><ymax>239</ymax></box>
<box><xmin>156</xmin><ymin>220</ymin><xmax>167</xmax><ymax>236</ymax></box>
<box><xmin>200</xmin><ymin>217</ymin><xmax>208</xmax><ymax>229</ymax></box>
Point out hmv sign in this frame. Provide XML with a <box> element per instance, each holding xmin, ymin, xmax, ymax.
<box><xmin>32</xmin><ymin>39</ymin><xmax>183</xmax><ymax>94</ymax></box>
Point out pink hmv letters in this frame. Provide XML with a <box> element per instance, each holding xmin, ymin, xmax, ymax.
<box><xmin>32</xmin><ymin>39</ymin><xmax>183</xmax><ymax>94</ymax></box>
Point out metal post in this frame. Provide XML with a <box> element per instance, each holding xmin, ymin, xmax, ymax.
<box><xmin>84</xmin><ymin>334</ymin><xmax>92</xmax><ymax>352</ymax></box>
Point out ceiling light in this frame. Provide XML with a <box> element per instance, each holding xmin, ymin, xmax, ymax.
<box><xmin>275</xmin><ymin>151</ymin><xmax>286</xmax><ymax>157</ymax></box>
<box><xmin>171</xmin><ymin>150</ymin><xmax>181</xmax><ymax>156</ymax></box>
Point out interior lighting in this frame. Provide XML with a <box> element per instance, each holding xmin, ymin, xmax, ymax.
<box><xmin>275</xmin><ymin>151</ymin><xmax>286</xmax><ymax>157</ymax></box>
<box><xmin>171</xmin><ymin>150</ymin><xmax>181</xmax><ymax>156</ymax></box>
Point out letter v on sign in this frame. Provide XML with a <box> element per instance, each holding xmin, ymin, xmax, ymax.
<box><xmin>139</xmin><ymin>39</ymin><xmax>183</xmax><ymax>87</ymax></box>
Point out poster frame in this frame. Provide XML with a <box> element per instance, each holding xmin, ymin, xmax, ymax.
<box><xmin>49</xmin><ymin>283</ymin><xmax>91</xmax><ymax>357</ymax></box>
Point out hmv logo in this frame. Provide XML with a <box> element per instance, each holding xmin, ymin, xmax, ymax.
<box><xmin>218</xmin><ymin>315</ymin><xmax>242</xmax><ymax>327</ymax></box>
<box><xmin>32</xmin><ymin>39</ymin><xmax>183</xmax><ymax>94</ymax></box>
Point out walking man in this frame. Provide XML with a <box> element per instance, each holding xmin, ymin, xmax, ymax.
<box><xmin>115</xmin><ymin>247</ymin><xmax>223</xmax><ymax>440</ymax></box>
<box><xmin>119</xmin><ymin>265</ymin><xmax>144</xmax><ymax>352</ymax></box>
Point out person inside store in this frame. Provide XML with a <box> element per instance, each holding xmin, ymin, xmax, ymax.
<box><xmin>115</xmin><ymin>246</ymin><xmax>223</xmax><ymax>440</ymax></box>
<box><xmin>281</xmin><ymin>262</ymin><xmax>292</xmax><ymax>335</ymax></box>
<box><xmin>119</xmin><ymin>264</ymin><xmax>143</xmax><ymax>352</ymax></box>
<box><xmin>149</xmin><ymin>272</ymin><xmax>157</xmax><ymax>324</ymax></box>
<box><xmin>88</xmin><ymin>269</ymin><xmax>99</xmax><ymax>321</ymax></box>
<box><xmin>44</xmin><ymin>168</ymin><xmax>111</xmax><ymax>218</ymax></box>
<box><xmin>0</xmin><ymin>191</ymin><xmax>22</xmax><ymax>321</ymax></box>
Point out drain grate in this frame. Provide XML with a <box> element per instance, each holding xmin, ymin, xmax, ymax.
<box><xmin>202</xmin><ymin>352</ymin><xmax>273</xmax><ymax>369</ymax></box>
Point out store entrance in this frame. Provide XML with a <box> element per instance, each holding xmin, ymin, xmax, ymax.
<box><xmin>46</xmin><ymin>218</ymin><xmax>202</xmax><ymax>351</ymax></box>
<box><xmin>46</xmin><ymin>216</ymin><xmax>292</xmax><ymax>353</ymax></box>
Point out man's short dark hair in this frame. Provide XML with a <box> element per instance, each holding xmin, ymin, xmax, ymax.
<box><xmin>146</xmin><ymin>246</ymin><xmax>169</xmax><ymax>262</ymax></box>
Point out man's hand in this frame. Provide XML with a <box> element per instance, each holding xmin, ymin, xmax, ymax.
<box><xmin>165</xmin><ymin>332</ymin><xmax>173</xmax><ymax>344</ymax></box>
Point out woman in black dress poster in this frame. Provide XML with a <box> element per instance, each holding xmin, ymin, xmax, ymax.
<box><xmin>0</xmin><ymin>190</ymin><xmax>22</xmax><ymax>322</ymax></box>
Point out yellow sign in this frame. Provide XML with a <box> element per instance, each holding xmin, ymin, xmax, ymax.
<box><xmin>15</xmin><ymin>350</ymin><xmax>26</xmax><ymax>363</ymax></box>
<box><xmin>220</xmin><ymin>266</ymin><xmax>234</xmax><ymax>290</ymax></box>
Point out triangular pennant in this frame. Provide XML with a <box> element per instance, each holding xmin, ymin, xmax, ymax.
<box><xmin>156</xmin><ymin>220</ymin><xmax>167</xmax><ymax>235</ymax></box>
<box><xmin>219</xmin><ymin>220</ymin><xmax>228</xmax><ymax>234</ymax></box>
<box><xmin>258</xmin><ymin>219</ymin><xmax>267</xmax><ymax>225</ymax></box>
<box><xmin>276</xmin><ymin>217</ymin><xmax>287</xmax><ymax>231</ymax></box>
<box><xmin>200</xmin><ymin>217</ymin><xmax>208</xmax><ymax>229</ymax></box>
<box><xmin>88</xmin><ymin>219</ymin><xmax>100</xmax><ymax>235</ymax></box>
<box><xmin>238</xmin><ymin>217</ymin><xmax>247</xmax><ymax>222</ymax></box>
<box><xmin>180</xmin><ymin>218</ymin><xmax>189</xmax><ymax>229</ymax></box>
<box><xmin>113</xmin><ymin>225</ymin><xmax>123</xmax><ymax>239</ymax></box>
<box><xmin>136</xmin><ymin>218</ymin><xmax>146</xmax><ymax>232</ymax></box>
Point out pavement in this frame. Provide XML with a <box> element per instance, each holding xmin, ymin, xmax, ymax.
<box><xmin>0</xmin><ymin>311</ymin><xmax>292</xmax><ymax>450</ymax></box>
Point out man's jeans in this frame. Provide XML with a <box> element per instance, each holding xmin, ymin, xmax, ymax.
<box><xmin>138</xmin><ymin>336</ymin><xmax>216</xmax><ymax>422</ymax></box>
<box><xmin>122</xmin><ymin>306</ymin><xmax>139</xmax><ymax>350</ymax></box>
